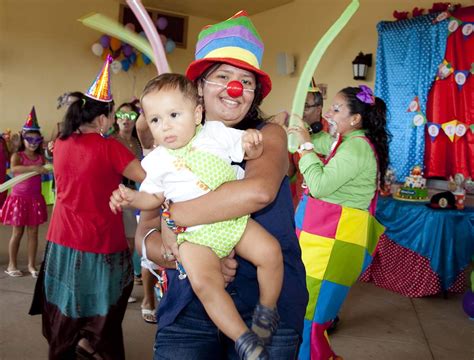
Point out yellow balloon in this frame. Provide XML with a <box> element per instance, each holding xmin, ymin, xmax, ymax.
<box><xmin>136</xmin><ymin>54</ymin><xmax>144</xmax><ymax>67</ymax></box>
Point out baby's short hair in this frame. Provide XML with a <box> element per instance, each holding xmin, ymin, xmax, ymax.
<box><xmin>141</xmin><ymin>73</ymin><xmax>199</xmax><ymax>105</ymax></box>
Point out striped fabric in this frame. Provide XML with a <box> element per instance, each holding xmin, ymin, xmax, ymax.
<box><xmin>195</xmin><ymin>11</ymin><xmax>264</xmax><ymax>69</ymax></box>
<box><xmin>296</xmin><ymin>194</ymin><xmax>384</xmax><ymax>360</ymax></box>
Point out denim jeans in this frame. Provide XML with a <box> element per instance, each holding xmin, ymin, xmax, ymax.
<box><xmin>153</xmin><ymin>293</ymin><xmax>300</xmax><ymax>359</ymax></box>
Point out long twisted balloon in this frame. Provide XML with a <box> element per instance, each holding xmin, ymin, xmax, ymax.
<box><xmin>288</xmin><ymin>0</ymin><xmax>360</xmax><ymax>153</ymax></box>
<box><xmin>126</xmin><ymin>0</ymin><xmax>170</xmax><ymax>74</ymax></box>
<box><xmin>79</xmin><ymin>13</ymin><xmax>155</xmax><ymax>65</ymax></box>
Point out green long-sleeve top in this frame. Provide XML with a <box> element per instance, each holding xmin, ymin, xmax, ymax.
<box><xmin>299</xmin><ymin>129</ymin><xmax>377</xmax><ymax>210</ymax></box>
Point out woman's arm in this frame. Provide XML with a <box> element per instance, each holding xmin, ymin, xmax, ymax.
<box><xmin>135</xmin><ymin>209</ymin><xmax>175</xmax><ymax>268</ymax></box>
<box><xmin>170</xmin><ymin>123</ymin><xmax>288</xmax><ymax>227</ymax></box>
<box><xmin>299</xmin><ymin>137</ymin><xmax>368</xmax><ymax>198</ymax></box>
<box><xmin>122</xmin><ymin>159</ymin><xmax>146</xmax><ymax>183</ymax></box>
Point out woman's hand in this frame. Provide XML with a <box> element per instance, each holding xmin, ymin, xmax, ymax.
<box><xmin>221</xmin><ymin>249</ymin><xmax>238</xmax><ymax>285</ymax></box>
<box><xmin>287</xmin><ymin>123</ymin><xmax>311</xmax><ymax>146</ymax></box>
<box><xmin>160</xmin><ymin>218</ymin><xmax>179</xmax><ymax>261</ymax></box>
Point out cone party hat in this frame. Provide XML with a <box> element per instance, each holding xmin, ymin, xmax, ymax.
<box><xmin>85</xmin><ymin>54</ymin><xmax>113</xmax><ymax>102</ymax></box>
<box><xmin>308</xmin><ymin>78</ymin><xmax>321</xmax><ymax>93</ymax></box>
<box><xmin>22</xmin><ymin>106</ymin><xmax>41</xmax><ymax>131</ymax></box>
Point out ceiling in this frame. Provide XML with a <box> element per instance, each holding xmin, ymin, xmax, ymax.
<box><xmin>140</xmin><ymin>0</ymin><xmax>294</xmax><ymax>20</ymax></box>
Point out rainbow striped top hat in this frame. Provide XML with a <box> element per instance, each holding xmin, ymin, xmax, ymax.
<box><xmin>85</xmin><ymin>54</ymin><xmax>113</xmax><ymax>102</ymax></box>
<box><xmin>22</xmin><ymin>106</ymin><xmax>40</xmax><ymax>131</ymax></box>
<box><xmin>186</xmin><ymin>10</ymin><xmax>272</xmax><ymax>98</ymax></box>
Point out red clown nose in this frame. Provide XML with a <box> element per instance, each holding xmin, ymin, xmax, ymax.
<box><xmin>226</xmin><ymin>80</ymin><xmax>243</xmax><ymax>98</ymax></box>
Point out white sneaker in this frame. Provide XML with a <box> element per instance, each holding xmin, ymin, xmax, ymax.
<box><xmin>128</xmin><ymin>296</ymin><xmax>137</xmax><ymax>303</ymax></box>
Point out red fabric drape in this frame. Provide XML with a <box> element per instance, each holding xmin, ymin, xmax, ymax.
<box><xmin>425</xmin><ymin>6</ymin><xmax>474</xmax><ymax>179</ymax></box>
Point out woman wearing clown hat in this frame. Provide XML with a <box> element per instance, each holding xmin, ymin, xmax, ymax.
<box><xmin>134</xmin><ymin>11</ymin><xmax>308</xmax><ymax>360</ymax></box>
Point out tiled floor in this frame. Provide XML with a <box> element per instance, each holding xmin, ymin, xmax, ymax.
<box><xmin>0</xmin><ymin>206</ymin><xmax>472</xmax><ymax>359</ymax></box>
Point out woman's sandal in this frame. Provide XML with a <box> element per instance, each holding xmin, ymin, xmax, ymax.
<box><xmin>235</xmin><ymin>331</ymin><xmax>269</xmax><ymax>360</ymax></box>
<box><xmin>141</xmin><ymin>307</ymin><xmax>157</xmax><ymax>324</ymax></box>
<box><xmin>251</xmin><ymin>303</ymin><xmax>280</xmax><ymax>345</ymax></box>
<box><xmin>75</xmin><ymin>344</ymin><xmax>99</xmax><ymax>360</ymax></box>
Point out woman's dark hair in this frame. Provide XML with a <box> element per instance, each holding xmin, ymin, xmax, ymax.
<box><xmin>340</xmin><ymin>87</ymin><xmax>391</xmax><ymax>189</ymax></box>
<box><xmin>196</xmin><ymin>62</ymin><xmax>266</xmax><ymax>130</ymax></box>
<box><xmin>114</xmin><ymin>101</ymin><xmax>141</xmax><ymax>138</ymax></box>
<box><xmin>59</xmin><ymin>92</ymin><xmax>114</xmax><ymax>140</ymax></box>
<box><xmin>18</xmin><ymin>130</ymin><xmax>43</xmax><ymax>155</ymax></box>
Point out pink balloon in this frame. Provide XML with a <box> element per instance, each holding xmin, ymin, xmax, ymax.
<box><xmin>126</xmin><ymin>0</ymin><xmax>169</xmax><ymax>74</ymax></box>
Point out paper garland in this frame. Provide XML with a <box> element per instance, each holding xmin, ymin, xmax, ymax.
<box><xmin>436</xmin><ymin>59</ymin><xmax>454</xmax><ymax>80</ymax></box>
<box><xmin>407</xmin><ymin>96</ymin><xmax>420</xmax><ymax>112</ymax></box>
<box><xmin>442</xmin><ymin>120</ymin><xmax>457</xmax><ymax>142</ymax></box>
<box><xmin>447</xmin><ymin>15</ymin><xmax>473</xmax><ymax>39</ymax></box>
<box><xmin>427</xmin><ymin>122</ymin><xmax>441</xmax><ymax>141</ymax></box>
<box><xmin>426</xmin><ymin>120</ymin><xmax>470</xmax><ymax>142</ymax></box>
<box><xmin>413</xmin><ymin>112</ymin><xmax>427</xmax><ymax>127</ymax></box>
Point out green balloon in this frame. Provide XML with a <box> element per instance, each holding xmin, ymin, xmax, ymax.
<box><xmin>288</xmin><ymin>0</ymin><xmax>360</xmax><ymax>153</ymax></box>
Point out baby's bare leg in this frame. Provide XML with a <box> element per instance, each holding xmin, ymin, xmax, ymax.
<box><xmin>179</xmin><ymin>242</ymin><xmax>248</xmax><ymax>341</ymax></box>
<box><xmin>235</xmin><ymin>219</ymin><xmax>283</xmax><ymax>308</ymax></box>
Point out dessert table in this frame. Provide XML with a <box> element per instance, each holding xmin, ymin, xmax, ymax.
<box><xmin>360</xmin><ymin>196</ymin><xmax>474</xmax><ymax>297</ymax></box>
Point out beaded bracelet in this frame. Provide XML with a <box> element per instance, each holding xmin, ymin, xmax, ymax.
<box><xmin>161</xmin><ymin>209</ymin><xmax>187</xmax><ymax>234</ymax></box>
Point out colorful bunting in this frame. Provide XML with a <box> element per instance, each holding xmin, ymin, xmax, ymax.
<box><xmin>432</xmin><ymin>11</ymin><xmax>451</xmax><ymax>24</ymax></box>
<box><xmin>436</xmin><ymin>59</ymin><xmax>453</xmax><ymax>80</ymax></box>
<box><xmin>455</xmin><ymin>122</ymin><xmax>467</xmax><ymax>142</ymax></box>
<box><xmin>448</xmin><ymin>17</ymin><xmax>462</xmax><ymax>33</ymax></box>
<box><xmin>413</xmin><ymin>112</ymin><xmax>426</xmax><ymax>127</ymax></box>
<box><xmin>442</xmin><ymin>120</ymin><xmax>458</xmax><ymax>142</ymax></box>
<box><xmin>427</xmin><ymin>122</ymin><xmax>441</xmax><ymax>142</ymax></box>
<box><xmin>454</xmin><ymin>70</ymin><xmax>469</xmax><ymax>90</ymax></box>
<box><xmin>407</xmin><ymin>96</ymin><xmax>420</xmax><ymax>112</ymax></box>
<box><xmin>462</xmin><ymin>22</ymin><xmax>473</xmax><ymax>37</ymax></box>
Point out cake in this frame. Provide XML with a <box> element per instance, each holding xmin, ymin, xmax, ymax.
<box><xmin>395</xmin><ymin>165</ymin><xmax>429</xmax><ymax>201</ymax></box>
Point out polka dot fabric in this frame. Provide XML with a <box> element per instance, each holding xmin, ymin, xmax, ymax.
<box><xmin>0</xmin><ymin>194</ymin><xmax>47</xmax><ymax>226</ymax></box>
<box><xmin>359</xmin><ymin>234</ymin><xmax>467</xmax><ymax>297</ymax></box>
<box><xmin>375</xmin><ymin>14</ymin><xmax>449</xmax><ymax>182</ymax></box>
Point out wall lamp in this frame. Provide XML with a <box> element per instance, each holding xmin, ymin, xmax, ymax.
<box><xmin>352</xmin><ymin>52</ymin><xmax>373</xmax><ymax>80</ymax></box>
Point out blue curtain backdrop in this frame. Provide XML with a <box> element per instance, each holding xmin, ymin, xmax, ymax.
<box><xmin>375</xmin><ymin>14</ymin><xmax>448</xmax><ymax>181</ymax></box>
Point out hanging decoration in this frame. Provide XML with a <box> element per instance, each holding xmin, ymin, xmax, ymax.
<box><xmin>462</xmin><ymin>22</ymin><xmax>473</xmax><ymax>37</ymax></box>
<box><xmin>432</xmin><ymin>10</ymin><xmax>451</xmax><ymax>24</ymax></box>
<box><xmin>413</xmin><ymin>112</ymin><xmax>427</xmax><ymax>127</ymax></box>
<box><xmin>455</xmin><ymin>122</ymin><xmax>467</xmax><ymax>141</ymax></box>
<box><xmin>448</xmin><ymin>17</ymin><xmax>463</xmax><ymax>32</ymax></box>
<box><xmin>427</xmin><ymin>122</ymin><xmax>441</xmax><ymax>142</ymax></box>
<box><xmin>407</xmin><ymin>96</ymin><xmax>421</xmax><ymax>112</ymax></box>
<box><xmin>454</xmin><ymin>70</ymin><xmax>469</xmax><ymax>90</ymax></box>
<box><xmin>441</xmin><ymin>120</ymin><xmax>458</xmax><ymax>142</ymax></box>
<box><xmin>470</xmin><ymin>124</ymin><xmax>474</xmax><ymax>134</ymax></box>
<box><xmin>436</xmin><ymin>59</ymin><xmax>454</xmax><ymax>79</ymax></box>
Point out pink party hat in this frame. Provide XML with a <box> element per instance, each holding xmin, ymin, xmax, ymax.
<box><xmin>85</xmin><ymin>54</ymin><xmax>113</xmax><ymax>102</ymax></box>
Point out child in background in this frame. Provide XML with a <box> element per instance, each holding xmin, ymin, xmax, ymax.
<box><xmin>0</xmin><ymin>107</ymin><xmax>48</xmax><ymax>277</ymax></box>
<box><xmin>110</xmin><ymin>73</ymin><xmax>283</xmax><ymax>357</ymax></box>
